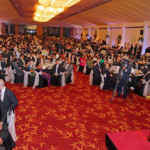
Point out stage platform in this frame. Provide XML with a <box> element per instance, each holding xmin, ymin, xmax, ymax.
<box><xmin>106</xmin><ymin>129</ymin><xmax>150</xmax><ymax>150</ymax></box>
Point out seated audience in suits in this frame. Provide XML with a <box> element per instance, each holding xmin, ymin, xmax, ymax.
<box><xmin>51</xmin><ymin>59</ymin><xmax>65</xmax><ymax>86</ymax></box>
<box><xmin>12</xmin><ymin>58</ymin><xmax>23</xmax><ymax>75</ymax></box>
<box><xmin>64</xmin><ymin>59</ymin><xmax>73</xmax><ymax>81</ymax></box>
<box><xmin>133</xmin><ymin>61</ymin><xmax>140</xmax><ymax>70</ymax></box>
<box><xmin>92</xmin><ymin>61</ymin><xmax>101</xmax><ymax>85</ymax></box>
<box><xmin>140</xmin><ymin>64</ymin><xmax>147</xmax><ymax>74</ymax></box>
<box><xmin>0</xmin><ymin>100</ymin><xmax>15</xmax><ymax>150</ymax></box>
<box><xmin>18</xmin><ymin>54</ymin><xmax>25</xmax><ymax>69</ymax></box>
<box><xmin>0</xmin><ymin>55</ymin><xmax>6</xmax><ymax>80</ymax></box>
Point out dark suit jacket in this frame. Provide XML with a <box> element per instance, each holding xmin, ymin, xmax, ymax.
<box><xmin>2</xmin><ymin>88</ymin><xmax>18</xmax><ymax>112</ymax></box>
<box><xmin>18</xmin><ymin>58</ymin><xmax>25</xmax><ymax>68</ymax></box>
<box><xmin>52</xmin><ymin>64</ymin><xmax>65</xmax><ymax>75</ymax></box>
<box><xmin>0</xmin><ymin>100</ymin><xmax>15</xmax><ymax>149</ymax></box>
<box><xmin>0</xmin><ymin>61</ymin><xmax>6</xmax><ymax>71</ymax></box>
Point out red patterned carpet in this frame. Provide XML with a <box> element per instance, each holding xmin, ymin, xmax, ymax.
<box><xmin>6</xmin><ymin>69</ymin><xmax>150</xmax><ymax>150</ymax></box>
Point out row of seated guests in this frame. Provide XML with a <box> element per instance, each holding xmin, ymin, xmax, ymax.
<box><xmin>10</xmin><ymin>55</ymin><xmax>74</xmax><ymax>87</ymax></box>
<box><xmin>75</xmin><ymin>50</ymin><xmax>150</xmax><ymax>96</ymax></box>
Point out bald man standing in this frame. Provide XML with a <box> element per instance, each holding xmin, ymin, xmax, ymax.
<box><xmin>0</xmin><ymin>79</ymin><xmax>18</xmax><ymax>113</ymax></box>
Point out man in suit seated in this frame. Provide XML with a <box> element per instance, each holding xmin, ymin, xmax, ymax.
<box><xmin>12</xmin><ymin>58</ymin><xmax>23</xmax><ymax>75</ymax></box>
<box><xmin>92</xmin><ymin>61</ymin><xmax>101</xmax><ymax>85</ymax></box>
<box><xmin>0</xmin><ymin>55</ymin><xmax>6</xmax><ymax>81</ymax></box>
<box><xmin>64</xmin><ymin>59</ymin><xmax>73</xmax><ymax>82</ymax></box>
<box><xmin>51</xmin><ymin>59</ymin><xmax>65</xmax><ymax>86</ymax></box>
<box><xmin>140</xmin><ymin>64</ymin><xmax>147</xmax><ymax>74</ymax></box>
<box><xmin>18</xmin><ymin>54</ymin><xmax>25</xmax><ymax>69</ymax></box>
<box><xmin>0</xmin><ymin>100</ymin><xmax>15</xmax><ymax>150</ymax></box>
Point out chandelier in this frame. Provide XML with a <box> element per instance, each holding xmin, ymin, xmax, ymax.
<box><xmin>34</xmin><ymin>0</ymin><xmax>81</xmax><ymax>22</ymax></box>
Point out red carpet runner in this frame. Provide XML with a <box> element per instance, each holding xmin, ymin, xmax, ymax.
<box><xmin>6</xmin><ymin>69</ymin><xmax>150</xmax><ymax>150</ymax></box>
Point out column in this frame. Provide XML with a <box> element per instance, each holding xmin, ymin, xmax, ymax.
<box><xmin>37</xmin><ymin>25</ymin><xmax>43</xmax><ymax>36</ymax></box>
<box><xmin>96</xmin><ymin>26</ymin><xmax>100</xmax><ymax>40</ymax></box>
<box><xmin>89</xmin><ymin>28</ymin><xmax>91</xmax><ymax>39</ymax></box>
<box><xmin>0</xmin><ymin>22</ymin><xmax>2</xmax><ymax>35</ymax></box>
<box><xmin>121</xmin><ymin>24</ymin><xmax>125</xmax><ymax>47</ymax></box>
<box><xmin>106</xmin><ymin>25</ymin><xmax>110</xmax><ymax>45</ymax></box>
<box><xmin>70</xmin><ymin>28</ymin><xmax>74</xmax><ymax>38</ymax></box>
<box><xmin>2</xmin><ymin>23</ymin><xmax>6</xmax><ymax>35</ymax></box>
<box><xmin>15</xmin><ymin>24</ymin><xmax>19</xmax><ymax>35</ymax></box>
<box><xmin>8</xmin><ymin>24</ymin><xmax>11</xmax><ymax>34</ymax></box>
<box><xmin>82</xmin><ymin>27</ymin><xmax>86</xmax><ymax>40</ymax></box>
<box><xmin>60</xmin><ymin>27</ymin><xmax>63</xmax><ymax>38</ymax></box>
<box><xmin>142</xmin><ymin>21</ymin><xmax>148</xmax><ymax>55</ymax></box>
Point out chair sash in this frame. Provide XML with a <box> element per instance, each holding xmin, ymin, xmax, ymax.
<box><xmin>70</xmin><ymin>70</ymin><xmax>74</xmax><ymax>84</ymax></box>
<box><xmin>143</xmin><ymin>79</ymin><xmax>150</xmax><ymax>97</ymax></box>
<box><xmin>60</xmin><ymin>72</ymin><xmax>66</xmax><ymax>87</ymax></box>
<box><xmin>83</xmin><ymin>65</ymin><xmax>87</xmax><ymax>74</ymax></box>
<box><xmin>9</xmin><ymin>66</ymin><xmax>15</xmax><ymax>83</ymax></box>
<box><xmin>71</xmin><ymin>55</ymin><xmax>75</xmax><ymax>64</ymax></box>
<box><xmin>100</xmin><ymin>73</ymin><xmax>106</xmax><ymax>89</ymax></box>
<box><xmin>76</xmin><ymin>57</ymin><xmax>80</xmax><ymax>65</ymax></box>
<box><xmin>7</xmin><ymin>111</ymin><xmax>17</xmax><ymax>142</ymax></box>
<box><xmin>33</xmin><ymin>71</ymin><xmax>42</xmax><ymax>89</ymax></box>
<box><xmin>89</xmin><ymin>69</ymin><xmax>93</xmax><ymax>85</ymax></box>
<box><xmin>4</xmin><ymin>67</ymin><xmax>10</xmax><ymax>82</ymax></box>
<box><xmin>23</xmin><ymin>70</ymin><xmax>31</xmax><ymax>87</ymax></box>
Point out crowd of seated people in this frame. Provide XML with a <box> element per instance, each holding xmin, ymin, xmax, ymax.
<box><xmin>0</xmin><ymin>34</ymin><xmax>149</xmax><ymax>96</ymax></box>
<box><xmin>0</xmin><ymin>35</ymin><xmax>75</xmax><ymax>87</ymax></box>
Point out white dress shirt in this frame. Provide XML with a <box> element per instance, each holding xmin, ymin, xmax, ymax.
<box><xmin>1</xmin><ymin>86</ymin><xmax>6</xmax><ymax>102</ymax></box>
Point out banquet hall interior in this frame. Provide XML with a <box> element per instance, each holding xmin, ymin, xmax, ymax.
<box><xmin>0</xmin><ymin>0</ymin><xmax>150</xmax><ymax>150</ymax></box>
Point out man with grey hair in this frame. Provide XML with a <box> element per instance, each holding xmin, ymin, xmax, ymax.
<box><xmin>0</xmin><ymin>79</ymin><xmax>18</xmax><ymax>112</ymax></box>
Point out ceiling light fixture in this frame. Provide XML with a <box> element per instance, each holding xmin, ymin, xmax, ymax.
<box><xmin>34</xmin><ymin>0</ymin><xmax>81</xmax><ymax>22</ymax></box>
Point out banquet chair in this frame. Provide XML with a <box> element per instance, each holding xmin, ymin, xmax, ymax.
<box><xmin>14</xmin><ymin>73</ymin><xmax>24</xmax><ymax>84</ymax></box>
<box><xmin>100</xmin><ymin>73</ymin><xmax>106</xmax><ymax>89</ymax></box>
<box><xmin>23</xmin><ymin>68</ymin><xmax>31</xmax><ymax>87</ymax></box>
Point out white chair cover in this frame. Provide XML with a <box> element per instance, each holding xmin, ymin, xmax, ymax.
<box><xmin>9</xmin><ymin>66</ymin><xmax>15</xmax><ymax>84</ymax></box>
<box><xmin>100</xmin><ymin>73</ymin><xmax>106</xmax><ymax>89</ymax></box>
<box><xmin>7</xmin><ymin>111</ymin><xmax>17</xmax><ymax>142</ymax></box>
<box><xmin>89</xmin><ymin>69</ymin><xmax>93</xmax><ymax>85</ymax></box>
<box><xmin>23</xmin><ymin>70</ymin><xmax>31</xmax><ymax>87</ymax></box>
<box><xmin>60</xmin><ymin>72</ymin><xmax>66</xmax><ymax>87</ymax></box>
<box><xmin>143</xmin><ymin>79</ymin><xmax>150</xmax><ymax>97</ymax></box>
<box><xmin>4</xmin><ymin>67</ymin><xmax>10</xmax><ymax>82</ymax></box>
<box><xmin>83</xmin><ymin>65</ymin><xmax>86</xmax><ymax>74</ymax></box>
<box><xmin>70</xmin><ymin>70</ymin><xmax>74</xmax><ymax>84</ymax></box>
<box><xmin>33</xmin><ymin>71</ymin><xmax>42</xmax><ymax>89</ymax></box>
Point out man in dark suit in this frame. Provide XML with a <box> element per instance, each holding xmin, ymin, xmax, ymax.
<box><xmin>102</xmin><ymin>63</ymin><xmax>115</xmax><ymax>90</ymax></box>
<box><xmin>92</xmin><ymin>61</ymin><xmax>101</xmax><ymax>85</ymax></box>
<box><xmin>0</xmin><ymin>55</ymin><xmax>6</xmax><ymax>81</ymax></box>
<box><xmin>0</xmin><ymin>79</ymin><xmax>18</xmax><ymax>112</ymax></box>
<box><xmin>117</xmin><ymin>60</ymin><xmax>131</xmax><ymax>99</ymax></box>
<box><xmin>51</xmin><ymin>59</ymin><xmax>65</xmax><ymax>86</ymax></box>
<box><xmin>18</xmin><ymin>54</ymin><xmax>25</xmax><ymax>69</ymax></box>
<box><xmin>0</xmin><ymin>100</ymin><xmax>15</xmax><ymax>150</ymax></box>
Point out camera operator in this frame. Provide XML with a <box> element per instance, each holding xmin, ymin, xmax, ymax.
<box><xmin>116</xmin><ymin>58</ymin><xmax>131</xmax><ymax>99</ymax></box>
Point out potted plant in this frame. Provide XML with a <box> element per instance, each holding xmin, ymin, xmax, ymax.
<box><xmin>117</xmin><ymin>34</ymin><xmax>122</xmax><ymax>44</ymax></box>
<box><xmin>138</xmin><ymin>37</ymin><xmax>144</xmax><ymax>45</ymax></box>
<box><xmin>94</xmin><ymin>31</ymin><xmax>97</xmax><ymax>40</ymax></box>
<box><xmin>138</xmin><ymin>37</ymin><xmax>144</xmax><ymax>42</ymax></box>
<box><xmin>106</xmin><ymin>34</ymin><xmax>110</xmax><ymax>39</ymax></box>
<box><xmin>81</xmin><ymin>33</ymin><xmax>83</xmax><ymax>39</ymax></box>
